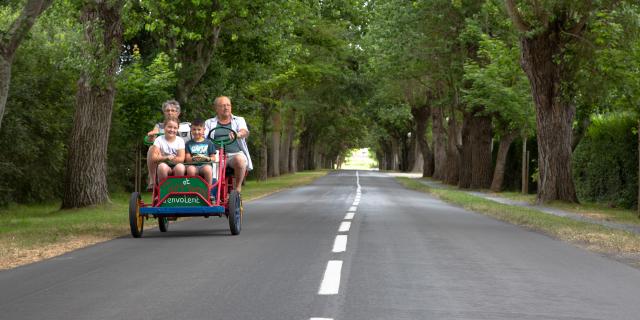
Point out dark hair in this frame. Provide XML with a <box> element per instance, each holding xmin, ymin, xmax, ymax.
<box><xmin>191</xmin><ymin>118</ymin><xmax>205</xmax><ymax>127</ymax></box>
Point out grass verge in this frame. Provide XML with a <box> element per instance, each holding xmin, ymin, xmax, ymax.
<box><xmin>397</xmin><ymin>177</ymin><xmax>640</xmax><ymax>265</ymax></box>
<box><xmin>0</xmin><ymin>170</ymin><xmax>328</xmax><ymax>270</ymax></box>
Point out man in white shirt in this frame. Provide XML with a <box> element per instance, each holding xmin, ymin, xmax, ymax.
<box><xmin>204</xmin><ymin>96</ymin><xmax>252</xmax><ymax>192</ymax></box>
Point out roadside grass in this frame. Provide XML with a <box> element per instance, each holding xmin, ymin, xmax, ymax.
<box><xmin>397</xmin><ymin>177</ymin><xmax>640</xmax><ymax>259</ymax></box>
<box><xmin>0</xmin><ymin>170</ymin><xmax>328</xmax><ymax>270</ymax></box>
<box><xmin>496</xmin><ymin>191</ymin><xmax>536</xmax><ymax>204</ymax></box>
<box><xmin>497</xmin><ymin>191</ymin><xmax>640</xmax><ymax>225</ymax></box>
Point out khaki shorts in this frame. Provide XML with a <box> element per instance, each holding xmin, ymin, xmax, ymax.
<box><xmin>226</xmin><ymin>152</ymin><xmax>247</xmax><ymax>168</ymax></box>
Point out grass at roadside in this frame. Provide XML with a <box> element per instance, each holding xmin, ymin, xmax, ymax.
<box><xmin>0</xmin><ymin>170</ymin><xmax>328</xmax><ymax>270</ymax></box>
<box><xmin>397</xmin><ymin>177</ymin><xmax>640</xmax><ymax>261</ymax></box>
<box><xmin>498</xmin><ymin>191</ymin><xmax>640</xmax><ymax>225</ymax></box>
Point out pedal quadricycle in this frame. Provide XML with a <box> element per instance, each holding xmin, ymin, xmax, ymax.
<box><xmin>129</xmin><ymin>126</ymin><xmax>243</xmax><ymax>237</ymax></box>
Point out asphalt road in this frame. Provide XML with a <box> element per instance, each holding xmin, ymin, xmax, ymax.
<box><xmin>2</xmin><ymin>170</ymin><xmax>640</xmax><ymax>320</ymax></box>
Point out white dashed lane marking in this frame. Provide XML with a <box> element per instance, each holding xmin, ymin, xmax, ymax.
<box><xmin>332</xmin><ymin>235</ymin><xmax>348</xmax><ymax>253</ymax></box>
<box><xmin>338</xmin><ymin>221</ymin><xmax>351</xmax><ymax>232</ymax></box>
<box><xmin>344</xmin><ymin>212</ymin><xmax>354</xmax><ymax>220</ymax></box>
<box><xmin>318</xmin><ymin>260</ymin><xmax>343</xmax><ymax>295</ymax></box>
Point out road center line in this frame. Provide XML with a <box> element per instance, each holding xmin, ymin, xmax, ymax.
<box><xmin>339</xmin><ymin>221</ymin><xmax>351</xmax><ymax>232</ymax></box>
<box><xmin>332</xmin><ymin>235</ymin><xmax>348</xmax><ymax>253</ymax></box>
<box><xmin>344</xmin><ymin>212</ymin><xmax>355</xmax><ymax>220</ymax></box>
<box><xmin>348</xmin><ymin>206</ymin><xmax>357</xmax><ymax>212</ymax></box>
<box><xmin>352</xmin><ymin>200</ymin><xmax>360</xmax><ymax>206</ymax></box>
<box><xmin>318</xmin><ymin>260</ymin><xmax>342</xmax><ymax>295</ymax></box>
<box><xmin>310</xmin><ymin>318</ymin><xmax>334</xmax><ymax>320</ymax></box>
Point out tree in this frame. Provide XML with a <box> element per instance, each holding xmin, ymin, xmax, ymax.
<box><xmin>0</xmin><ymin>0</ymin><xmax>53</xmax><ymax>131</ymax></box>
<box><xmin>504</xmin><ymin>0</ymin><xmax>625</xmax><ymax>203</ymax></box>
<box><xmin>62</xmin><ymin>0</ymin><xmax>124</xmax><ymax>208</ymax></box>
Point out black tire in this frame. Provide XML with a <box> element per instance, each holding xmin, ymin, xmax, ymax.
<box><xmin>228</xmin><ymin>191</ymin><xmax>242</xmax><ymax>235</ymax></box>
<box><xmin>129</xmin><ymin>192</ymin><xmax>144</xmax><ymax>238</ymax></box>
<box><xmin>158</xmin><ymin>217</ymin><xmax>169</xmax><ymax>232</ymax></box>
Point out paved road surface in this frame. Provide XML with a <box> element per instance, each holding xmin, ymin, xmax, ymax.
<box><xmin>2</xmin><ymin>170</ymin><xmax>640</xmax><ymax>320</ymax></box>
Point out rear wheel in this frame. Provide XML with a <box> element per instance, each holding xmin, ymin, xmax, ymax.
<box><xmin>228</xmin><ymin>191</ymin><xmax>242</xmax><ymax>235</ymax></box>
<box><xmin>129</xmin><ymin>192</ymin><xmax>144</xmax><ymax>238</ymax></box>
<box><xmin>158</xmin><ymin>217</ymin><xmax>169</xmax><ymax>232</ymax></box>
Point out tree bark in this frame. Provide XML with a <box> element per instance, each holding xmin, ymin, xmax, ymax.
<box><xmin>269</xmin><ymin>109</ymin><xmax>281</xmax><ymax>177</ymax></box>
<box><xmin>62</xmin><ymin>1</ymin><xmax>124</xmax><ymax>208</ymax></box>
<box><xmin>410</xmin><ymin>104</ymin><xmax>433</xmax><ymax>177</ymax></box>
<box><xmin>0</xmin><ymin>0</ymin><xmax>54</xmax><ymax>131</ymax></box>
<box><xmin>458</xmin><ymin>112</ymin><xmax>473</xmax><ymax>188</ymax></box>
<box><xmin>491</xmin><ymin>131</ymin><xmax>518</xmax><ymax>192</ymax></box>
<box><xmin>280</xmin><ymin>109</ymin><xmax>294</xmax><ymax>174</ymax></box>
<box><xmin>470</xmin><ymin>113</ymin><xmax>493</xmax><ymax>189</ymax></box>
<box><xmin>256</xmin><ymin>104</ymin><xmax>270</xmax><ymax>181</ymax></box>
<box><xmin>444</xmin><ymin>111</ymin><xmax>460</xmax><ymax>185</ymax></box>
<box><xmin>520</xmin><ymin>30</ymin><xmax>578</xmax><ymax>203</ymax></box>
<box><xmin>432</xmin><ymin>107</ymin><xmax>447</xmax><ymax>180</ymax></box>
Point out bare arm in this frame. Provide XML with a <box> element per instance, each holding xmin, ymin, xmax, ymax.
<box><xmin>238</xmin><ymin>128</ymin><xmax>249</xmax><ymax>139</ymax></box>
<box><xmin>174</xmin><ymin>149</ymin><xmax>185</xmax><ymax>163</ymax></box>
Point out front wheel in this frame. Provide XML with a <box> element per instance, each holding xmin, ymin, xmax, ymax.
<box><xmin>228</xmin><ymin>191</ymin><xmax>243</xmax><ymax>235</ymax></box>
<box><xmin>129</xmin><ymin>192</ymin><xmax>144</xmax><ymax>238</ymax></box>
<box><xmin>158</xmin><ymin>217</ymin><xmax>169</xmax><ymax>232</ymax></box>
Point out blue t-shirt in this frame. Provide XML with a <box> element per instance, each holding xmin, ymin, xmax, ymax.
<box><xmin>186</xmin><ymin>139</ymin><xmax>217</xmax><ymax>160</ymax></box>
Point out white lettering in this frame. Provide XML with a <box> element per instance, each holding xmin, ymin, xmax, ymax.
<box><xmin>165</xmin><ymin>196</ymin><xmax>200</xmax><ymax>204</ymax></box>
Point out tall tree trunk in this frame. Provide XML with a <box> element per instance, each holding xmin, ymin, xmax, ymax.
<box><xmin>470</xmin><ymin>113</ymin><xmax>493</xmax><ymax>189</ymax></box>
<box><xmin>491</xmin><ymin>131</ymin><xmax>518</xmax><ymax>192</ymax></box>
<box><xmin>432</xmin><ymin>107</ymin><xmax>447</xmax><ymax>180</ymax></box>
<box><xmin>520</xmin><ymin>31</ymin><xmax>578</xmax><ymax>203</ymax></box>
<box><xmin>444</xmin><ymin>111</ymin><xmax>460</xmax><ymax>185</ymax></box>
<box><xmin>290</xmin><ymin>141</ymin><xmax>298</xmax><ymax>173</ymax></box>
<box><xmin>256</xmin><ymin>104</ymin><xmax>270</xmax><ymax>181</ymax></box>
<box><xmin>0</xmin><ymin>0</ymin><xmax>54</xmax><ymax>131</ymax></box>
<box><xmin>62</xmin><ymin>1</ymin><xmax>124</xmax><ymax>208</ymax></box>
<box><xmin>280</xmin><ymin>109</ymin><xmax>294</xmax><ymax>174</ymax></box>
<box><xmin>411</xmin><ymin>104</ymin><xmax>433</xmax><ymax>177</ymax></box>
<box><xmin>458</xmin><ymin>112</ymin><xmax>473</xmax><ymax>189</ymax></box>
<box><xmin>269</xmin><ymin>109</ymin><xmax>281</xmax><ymax>177</ymax></box>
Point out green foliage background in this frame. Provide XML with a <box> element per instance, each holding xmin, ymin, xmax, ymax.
<box><xmin>573</xmin><ymin>114</ymin><xmax>639</xmax><ymax>208</ymax></box>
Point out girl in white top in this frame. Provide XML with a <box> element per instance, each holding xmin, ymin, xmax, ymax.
<box><xmin>146</xmin><ymin>100</ymin><xmax>181</xmax><ymax>190</ymax></box>
<box><xmin>150</xmin><ymin>117</ymin><xmax>186</xmax><ymax>184</ymax></box>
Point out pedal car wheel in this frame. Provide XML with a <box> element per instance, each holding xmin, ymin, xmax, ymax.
<box><xmin>228</xmin><ymin>191</ymin><xmax>242</xmax><ymax>235</ymax></box>
<box><xmin>158</xmin><ymin>217</ymin><xmax>169</xmax><ymax>232</ymax></box>
<box><xmin>129</xmin><ymin>192</ymin><xmax>144</xmax><ymax>238</ymax></box>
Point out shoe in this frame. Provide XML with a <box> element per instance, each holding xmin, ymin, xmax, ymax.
<box><xmin>146</xmin><ymin>184</ymin><xmax>154</xmax><ymax>191</ymax></box>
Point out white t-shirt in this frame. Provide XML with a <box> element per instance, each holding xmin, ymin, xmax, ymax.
<box><xmin>152</xmin><ymin>135</ymin><xmax>185</xmax><ymax>156</ymax></box>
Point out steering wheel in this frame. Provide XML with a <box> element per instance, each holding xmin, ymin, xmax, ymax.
<box><xmin>143</xmin><ymin>132</ymin><xmax>164</xmax><ymax>146</ymax></box>
<box><xmin>208</xmin><ymin>126</ymin><xmax>238</xmax><ymax>147</ymax></box>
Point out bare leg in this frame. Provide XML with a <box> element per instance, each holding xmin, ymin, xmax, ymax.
<box><xmin>186</xmin><ymin>165</ymin><xmax>198</xmax><ymax>176</ymax></box>
<box><xmin>200</xmin><ymin>165</ymin><xmax>213</xmax><ymax>184</ymax></box>
<box><xmin>173</xmin><ymin>163</ymin><xmax>186</xmax><ymax>176</ymax></box>
<box><xmin>157</xmin><ymin>163</ymin><xmax>171</xmax><ymax>183</ymax></box>
<box><xmin>146</xmin><ymin>148</ymin><xmax>157</xmax><ymax>189</ymax></box>
<box><xmin>230</xmin><ymin>154</ymin><xmax>247</xmax><ymax>192</ymax></box>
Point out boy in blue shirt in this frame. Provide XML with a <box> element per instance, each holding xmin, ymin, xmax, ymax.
<box><xmin>185</xmin><ymin>119</ymin><xmax>218</xmax><ymax>185</ymax></box>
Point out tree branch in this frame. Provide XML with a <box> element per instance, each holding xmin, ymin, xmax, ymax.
<box><xmin>505</xmin><ymin>0</ymin><xmax>531</xmax><ymax>32</ymax></box>
<box><xmin>0</xmin><ymin>0</ymin><xmax>54</xmax><ymax>59</ymax></box>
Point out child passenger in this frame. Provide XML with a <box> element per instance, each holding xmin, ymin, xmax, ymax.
<box><xmin>146</xmin><ymin>100</ymin><xmax>181</xmax><ymax>190</ymax></box>
<box><xmin>185</xmin><ymin>119</ymin><xmax>218</xmax><ymax>184</ymax></box>
<box><xmin>150</xmin><ymin>117</ymin><xmax>186</xmax><ymax>184</ymax></box>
